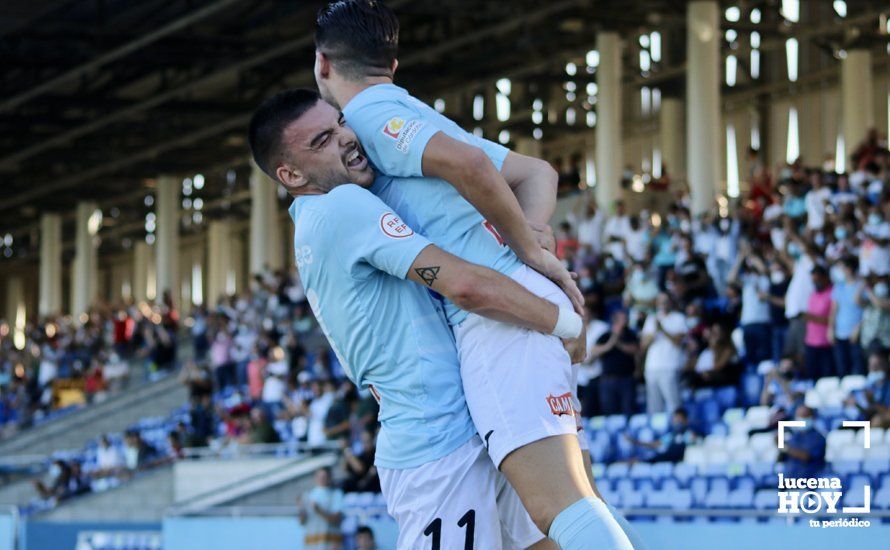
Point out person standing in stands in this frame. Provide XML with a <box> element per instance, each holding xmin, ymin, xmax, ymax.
<box><xmin>298</xmin><ymin>466</ymin><xmax>344</xmax><ymax>550</ymax></box>
<box><xmin>590</xmin><ymin>310</ymin><xmax>639</xmax><ymax>416</ymax></box>
<box><xmin>641</xmin><ymin>293</ymin><xmax>687</xmax><ymax>415</ymax></box>
<box><xmin>804</xmin><ymin>265</ymin><xmax>834</xmax><ymax>380</ymax></box>
<box><xmin>828</xmin><ymin>257</ymin><xmax>864</xmax><ymax>376</ymax></box>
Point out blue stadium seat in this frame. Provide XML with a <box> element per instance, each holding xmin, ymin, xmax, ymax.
<box><xmin>832</xmin><ymin>460</ymin><xmax>862</xmax><ymax>476</ymax></box>
<box><xmin>629</xmin><ymin>414</ymin><xmax>649</xmax><ymax>431</ymax></box>
<box><xmin>650</xmin><ymin>461</ymin><xmax>673</xmax><ymax>481</ymax></box>
<box><xmin>629</xmin><ymin>462</ymin><xmax>653</xmax><ymax>480</ymax></box>
<box><xmin>716</xmin><ymin>386</ymin><xmax>738</xmax><ymax>410</ymax></box>
<box><xmin>606</xmin><ymin>462</ymin><xmax>630</xmax><ymax>481</ymax></box>
<box><xmin>605</xmin><ymin>415</ymin><xmax>628</xmax><ymax>433</ymax></box>
<box><xmin>862</xmin><ymin>460</ymin><xmax>888</xmax><ymax>480</ymax></box>
<box><xmin>728</xmin><ymin>486</ymin><xmax>755</xmax><ymax>508</ymax></box>
<box><xmin>741</xmin><ymin>373</ymin><xmax>763</xmax><ymax>407</ymax></box>
<box><xmin>873</xmin><ymin>487</ymin><xmax>890</xmax><ymax>510</ymax></box>
<box><xmin>708</xmin><ymin>422</ymin><xmax>728</xmax><ymax>436</ymax></box>
<box><xmin>660</xmin><ymin>478</ymin><xmax>681</xmax><ymax>493</ymax></box>
<box><xmin>636</xmin><ymin>479</ymin><xmax>656</xmax><ymax>495</ymax></box>
<box><xmin>843</xmin><ymin>475</ymin><xmax>871</xmax><ymax>508</ymax></box>
<box><xmin>753</xmin><ymin>489</ymin><xmax>778</xmax><ymax>510</ymax></box>
<box><xmin>691</xmin><ymin>477</ymin><xmax>709</xmax><ymax>505</ymax></box>
<box><xmin>650</xmin><ymin>413</ymin><xmax>669</xmax><ymax>434</ymax></box>
<box><xmin>672</xmin><ymin>463</ymin><xmax>697</xmax><ymax>486</ymax></box>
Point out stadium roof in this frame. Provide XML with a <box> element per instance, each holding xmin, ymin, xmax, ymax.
<box><xmin>1</xmin><ymin>0</ymin><xmax>888</xmax><ymax>259</ymax></box>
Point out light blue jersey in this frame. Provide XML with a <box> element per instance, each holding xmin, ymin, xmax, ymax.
<box><xmin>289</xmin><ymin>184</ymin><xmax>475</xmax><ymax>469</ymax></box>
<box><xmin>342</xmin><ymin>83</ymin><xmax>523</xmax><ymax>325</ymax></box>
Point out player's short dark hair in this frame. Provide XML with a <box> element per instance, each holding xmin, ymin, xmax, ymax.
<box><xmin>248</xmin><ymin>88</ymin><xmax>321</xmax><ymax>182</ymax></box>
<box><xmin>316</xmin><ymin>0</ymin><xmax>399</xmax><ymax>80</ymax></box>
<box><xmin>356</xmin><ymin>525</ymin><xmax>374</xmax><ymax>538</ymax></box>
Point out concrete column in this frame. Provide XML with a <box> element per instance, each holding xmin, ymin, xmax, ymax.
<box><xmin>207</xmin><ymin>220</ymin><xmax>233</xmax><ymax>305</ymax></box>
<box><xmin>156</xmin><ymin>176</ymin><xmax>180</xmax><ymax>306</ymax></box>
<box><xmin>73</xmin><ymin>201</ymin><xmax>98</xmax><ymax>316</ymax></box>
<box><xmin>230</xmin><ymin>233</ymin><xmax>244</xmax><ymax>295</ymax></box>
<box><xmin>39</xmin><ymin>213</ymin><xmax>63</xmax><ymax>316</ymax></box>
<box><xmin>842</xmin><ymin>49</ymin><xmax>874</xmax><ymax>160</ymax></box>
<box><xmin>5</xmin><ymin>276</ymin><xmax>25</xmax><ymax>349</ymax></box>
<box><xmin>249</xmin><ymin>161</ymin><xmax>283</xmax><ymax>276</ymax></box>
<box><xmin>595</xmin><ymin>31</ymin><xmax>623</xmax><ymax>210</ymax></box>
<box><xmin>686</xmin><ymin>0</ymin><xmax>721</xmax><ymax>214</ymax></box>
<box><xmin>659</xmin><ymin>97</ymin><xmax>685</xmax><ymax>181</ymax></box>
<box><xmin>132</xmin><ymin>241</ymin><xmax>150</xmax><ymax>302</ymax></box>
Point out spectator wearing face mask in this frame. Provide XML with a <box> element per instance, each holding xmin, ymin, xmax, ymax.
<box><xmin>857</xmin><ymin>276</ymin><xmax>890</xmax><ymax>352</ymax></box>
<box><xmin>828</xmin><ymin>257</ymin><xmax>865</xmax><ymax>376</ymax></box>
<box><xmin>860</xmin><ymin>208</ymin><xmax>890</xmax><ymax>277</ymax></box>
<box><xmin>729</xmin><ymin>249</ymin><xmax>772</xmax><ymax>366</ymax></box>
<box><xmin>641</xmin><ymin>293</ymin><xmax>687</xmax><ymax>415</ymax></box>
<box><xmin>761</xmin><ymin>256</ymin><xmax>791</xmax><ymax>362</ymax></box>
<box><xmin>779</xmin><ymin>405</ymin><xmax>826</xmax><ymax>478</ymax></box>
<box><xmin>624</xmin><ymin>262</ymin><xmax>659</xmax><ymax>330</ymax></box>
<box><xmin>779</xmin><ymin>234</ymin><xmax>817</xmax><ymax>363</ymax></box>
<box><xmin>804</xmin><ymin>265</ymin><xmax>835</xmax><ymax>380</ymax></box>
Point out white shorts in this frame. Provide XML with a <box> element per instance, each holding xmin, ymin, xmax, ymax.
<box><xmin>453</xmin><ymin>265</ymin><xmax>578</xmax><ymax>468</ymax></box>
<box><xmin>496</xmin><ymin>472</ymin><xmax>546</xmax><ymax>549</ymax></box>
<box><xmin>378</xmin><ymin>435</ymin><xmax>502</xmax><ymax>550</ymax></box>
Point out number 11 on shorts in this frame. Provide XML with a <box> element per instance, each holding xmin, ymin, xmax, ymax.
<box><xmin>423</xmin><ymin>509</ymin><xmax>475</xmax><ymax>549</ymax></box>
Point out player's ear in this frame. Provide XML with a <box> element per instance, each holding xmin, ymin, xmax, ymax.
<box><xmin>277</xmin><ymin>164</ymin><xmax>308</xmax><ymax>193</ymax></box>
<box><xmin>390</xmin><ymin>58</ymin><xmax>398</xmax><ymax>76</ymax></box>
<box><xmin>315</xmin><ymin>50</ymin><xmax>331</xmax><ymax>79</ymax></box>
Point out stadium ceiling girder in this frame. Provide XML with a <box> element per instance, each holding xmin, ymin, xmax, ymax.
<box><xmin>1</xmin><ymin>0</ymin><xmax>888</xmax><ymax>256</ymax></box>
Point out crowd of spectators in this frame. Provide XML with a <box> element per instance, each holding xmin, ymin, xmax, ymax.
<box><xmin>177</xmin><ymin>268</ymin><xmax>382</xmax><ymax>492</ymax></box>
<box><xmin>0</xmin><ymin>294</ymin><xmax>179</xmax><ymax>438</ymax></box>
<box><xmin>567</xmin><ymin>130</ymin><xmax>889</xmax><ymax>475</ymax></box>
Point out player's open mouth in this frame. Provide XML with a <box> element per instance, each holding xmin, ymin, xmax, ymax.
<box><xmin>345</xmin><ymin>148</ymin><xmax>367</xmax><ymax>171</ymax></box>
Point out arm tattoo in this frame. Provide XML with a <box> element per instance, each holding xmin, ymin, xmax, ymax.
<box><xmin>414</xmin><ymin>266</ymin><xmax>440</xmax><ymax>287</ymax></box>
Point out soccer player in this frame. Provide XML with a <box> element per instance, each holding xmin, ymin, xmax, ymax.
<box><xmin>311</xmin><ymin>3</ymin><xmax>633</xmax><ymax>548</ymax></box>
<box><xmin>313</xmin><ymin>2</ymin><xmax>639</xmax><ymax>548</ymax></box>
<box><xmin>248</xmin><ymin>88</ymin><xmax>587</xmax><ymax>549</ymax></box>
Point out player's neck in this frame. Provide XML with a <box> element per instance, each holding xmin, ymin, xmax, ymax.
<box><xmin>334</xmin><ymin>76</ymin><xmax>392</xmax><ymax>109</ymax></box>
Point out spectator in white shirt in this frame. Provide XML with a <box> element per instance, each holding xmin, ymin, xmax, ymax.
<box><xmin>641</xmin><ymin>293</ymin><xmax>687</xmax><ymax>415</ymax></box>
<box><xmin>805</xmin><ymin>173</ymin><xmax>832</xmax><ymax>230</ymax></box>
<box><xmin>569</xmin><ymin>197</ymin><xmax>605</xmax><ymax>255</ymax></box>
<box><xmin>95</xmin><ymin>435</ymin><xmax>124</xmax><ymax>476</ymax></box>
<box><xmin>780</xmin><ymin>235</ymin><xmax>818</xmax><ymax>362</ymax></box>
<box><xmin>603</xmin><ymin>200</ymin><xmax>632</xmax><ymax>260</ymax></box>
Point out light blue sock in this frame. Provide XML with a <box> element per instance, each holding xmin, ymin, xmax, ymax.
<box><xmin>606</xmin><ymin>503</ymin><xmax>647</xmax><ymax>549</ymax></box>
<box><xmin>549</xmin><ymin>497</ymin><xmax>633</xmax><ymax>550</ymax></box>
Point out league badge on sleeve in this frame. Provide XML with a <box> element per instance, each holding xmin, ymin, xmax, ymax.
<box><xmin>380</xmin><ymin>212</ymin><xmax>414</xmax><ymax>239</ymax></box>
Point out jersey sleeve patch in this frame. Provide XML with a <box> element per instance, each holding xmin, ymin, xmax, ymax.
<box><xmin>379</xmin><ymin>212</ymin><xmax>415</xmax><ymax>239</ymax></box>
<box><xmin>381</xmin><ymin>117</ymin><xmax>426</xmax><ymax>154</ymax></box>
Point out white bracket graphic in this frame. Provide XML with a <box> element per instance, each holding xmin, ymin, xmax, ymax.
<box><xmin>777</xmin><ymin>420</ymin><xmax>806</xmax><ymax>449</ymax></box>
<box><xmin>842</xmin><ymin>420</ymin><xmax>871</xmax><ymax>448</ymax></box>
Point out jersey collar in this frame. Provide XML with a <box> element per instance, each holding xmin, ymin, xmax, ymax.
<box><xmin>342</xmin><ymin>82</ymin><xmax>405</xmax><ymax>117</ymax></box>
